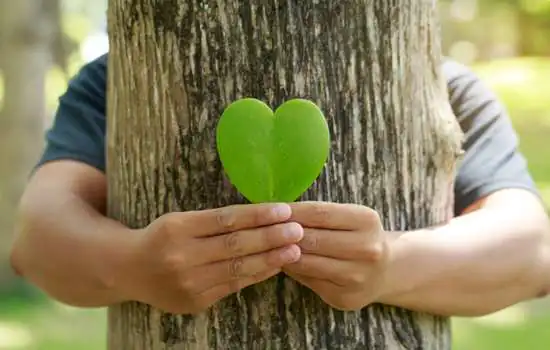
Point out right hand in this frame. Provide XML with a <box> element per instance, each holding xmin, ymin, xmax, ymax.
<box><xmin>118</xmin><ymin>203</ymin><xmax>303</xmax><ymax>315</ymax></box>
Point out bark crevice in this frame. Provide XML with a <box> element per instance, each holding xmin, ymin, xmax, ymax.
<box><xmin>107</xmin><ymin>1</ymin><xmax>463</xmax><ymax>349</ymax></box>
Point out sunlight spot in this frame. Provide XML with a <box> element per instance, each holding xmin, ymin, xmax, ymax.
<box><xmin>0</xmin><ymin>322</ymin><xmax>33</xmax><ymax>349</ymax></box>
<box><xmin>52</xmin><ymin>301</ymin><xmax>84</xmax><ymax>314</ymax></box>
<box><xmin>537</xmin><ymin>183</ymin><xmax>550</xmax><ymax>206</ymax></box>
<box><xmin>449</xmin><ymin>41</ymin><xmax>478</xmax><ymax>64</ymax></box>
<box><xmin>484</xmin><ymin>67</ymin><xmax>533</xmax><ymax>87</ymax></box>
<box><xmin>472</xmin><ymin>305</ymin><xmax>529</xmax><ymax>328</ymax></box>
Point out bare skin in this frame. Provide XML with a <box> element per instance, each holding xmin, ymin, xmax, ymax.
<box><xmin>11</xmin><ymin>160</ymin><xmax>302</xmax><ymax>314</ymax></box>
<box><xmin>283</xmin><ymin>193</ymin><xmax>550</xmax><ymax>316</ymax></box>
<box><xmin>10</xmin><ymin>160</ymin><xmax>550</xmax><ymax>316</ymax></box>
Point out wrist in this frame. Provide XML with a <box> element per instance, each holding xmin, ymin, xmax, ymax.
<box><xmin>376</xmin><ymin>231</ymin><xmax>417</xmax><ymax>303</ymax></box>
<box><xmin>535</xmin><ymin>239</ymin><xmax>550</xmax><ymax>297</ymax></box>
<box><xmin>377</xmin><ymin>228</ymin><xmax>451</xmax><ymax>303</ymax></box>
<box><xmin>97</xmin><ymin>224</ymin><xmax>144</xmax><ymax>304</ymax></box>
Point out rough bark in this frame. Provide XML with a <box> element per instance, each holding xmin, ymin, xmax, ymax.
<box><xmin>0</xmin><ymin>0</ymin><xmax>57</xmax><ymax>293</ymax></box>
<box><xmin>106</xmin><ymin>1</ymin><xmax>463</xmax><ymax>349</ymax></box>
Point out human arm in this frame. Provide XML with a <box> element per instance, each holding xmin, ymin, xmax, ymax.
<box><xmin>11</xmin><ymin>161</ymin><xmax>136</xmax><ymax>307</ymax></box>
<box><xmin>380</xmin><ymin>61</ymin><xmax>549</xmax><ymax>315</ymax></box>
<box><xmin>380</xmin><ymin>188</ymin><xmax>550</xmax><ymax>316</ymax></box>
<box><xmin>283</xmin><ymin>61</ymin><xmax>550</xmax><ymax>316</ymax></box>
<box><xmin>11</xmin><ymin>161</ymin><xmax>301</xmax><ymax>312</ymax></box>
<box><xmin>283</xmin><ymin>193</ymin><xmax>549</xmax><ymax>317</ymax></box>
<box><xmin>10</xmin><ymin>56</ymin><xmax>303</xmax><ymax>314</ymax></box>
<box><xmin>9</xmin><ymin>55</ymin><xmax>125</xmax><ymax>306</ymax></box>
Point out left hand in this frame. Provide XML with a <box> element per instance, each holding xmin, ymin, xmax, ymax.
<box><xmin>283</xmin><ymin>201</ymin><xmax>390</xmax><ymax>311</ymax></box>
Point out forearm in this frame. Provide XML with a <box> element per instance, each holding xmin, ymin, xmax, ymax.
<box><xmin>11</xmin><ymin>188</ymin><xmax>136</xmax><ymax>308</ymax></box>
<box><xmin>379</xmin><ymin>192</ymin><xmax>550</xmax><ymax>316</ymax></box>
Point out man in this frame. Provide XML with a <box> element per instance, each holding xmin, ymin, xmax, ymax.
<box><xmin>9</xmin><ymin>54</ymin><xmax>550</xmax><ymax>316</ymax></box>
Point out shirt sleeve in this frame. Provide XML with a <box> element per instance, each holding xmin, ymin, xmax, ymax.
<box><xmin>37</xmin><ymin>55</ymin><xmax>108</xmax><ymax>172</ymax></box>
<box><xmin>444</xmin><ymin>60</ymin><xmax>539</xmax><ymax>216</ymax></box>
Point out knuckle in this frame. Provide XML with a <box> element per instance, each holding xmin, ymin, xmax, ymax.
<box><xmin>215</xmin><ymin>207</ymin><xmax>237</xmax><ymax>231</ymax></box>
<box><xmin>361</xmin><ymin>207</ymin><xmax>382</xmax><ymax>227</ymax></box>
<box><xmin>310</xmin><ymin>203</ymin><xmax>331</xmax><ymax>226</ymax></box>
<box><xmin>161</xmin><ymin>253</ymin><xmax>186</xmax><ymax>274</ymax></box>
<box><xmin>345</xmin><ymin>273</ymin><xmax>366</xmax><ymax>286</ymax></box>
<box><xmin>299</xmin><ymin>232</ymin><xmax>319</xmax><ymax>252</ymax></box>
<box><xmin>224</xmin><ymin>232</ymin><xmax>243</xmax><ymax>255</ymax></box>
<box><xmin>154</xmin><ymin>214</ymin><xmax>180</xmax><ymax>240</ymax></box>
<box><xmin>364</xmin><ymin>242</ymin><xmax>387</xmax><ymax>262</ymax></box>
<box><xmin>178</xmin><ymin>274</ymin><xmax>197</xmax><ymax>294</ymax></box>
<box><xmin>228</xmin><ymin>257</ymin><xmax>245</xmax><ymax>277</ymax></box>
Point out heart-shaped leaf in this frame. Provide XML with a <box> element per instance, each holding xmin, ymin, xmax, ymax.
<box><xmin>216</xmin><ymin>98</ymin><xmax>330</xmax><ymax>203</ymax></box>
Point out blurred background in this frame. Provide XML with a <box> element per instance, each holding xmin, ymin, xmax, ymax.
<box><xmin>0</xmin><ymin>0</ymin><xmax>548</xmax><ymax>349</ymax></box>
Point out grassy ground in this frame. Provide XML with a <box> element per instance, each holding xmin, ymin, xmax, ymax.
<box><xmin>2</xmin><ymin>299</ymin><xmax>550</xmax><ymax>350</ymax></box>
<box><xmin>453</xmin><ymin>312</ymin><xmax>550</xmax><ymax>350</ymax></box>
<box><xmin>0</xmin><ymin>296</ymin><xmax>106</xmax><ymax>350</ymax></box>
<box><xmin>450</xmin><ymin>56</ymin><xmax>550</xmax><ymax>350</ymax></box>
<box><xmin>1</xmin><ymin>57</ymin><xmax>549</xmax><ymax>349</ymax></box>
<box><xmin>453</xmin><ymin>290</ymin><xmax>550</xmax><ymax>349</ymax></box>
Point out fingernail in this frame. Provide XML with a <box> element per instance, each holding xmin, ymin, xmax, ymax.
<box><xmin>272</xmin><ymin>204</ymin><xmax>291</xmax><ymax>219</ymax></box>
<box><xmin>284</xmin><ymin>223</ymin><xmax>303</xmax><ymax>240</ymax></box>
<box><xmin>281</xmin><ymin>245</ymin><xmax>300</xmax><ymax>263</ymax></box>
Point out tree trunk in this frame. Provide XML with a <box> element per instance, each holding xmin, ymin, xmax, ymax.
<box><xmin>106</xmin><ymin>1</ymin><xmax>463</xmax><ymax>349</ymax></box>
<box><xmin>0</xmin><ymin>0</ymin><xmax>56</xmax><ymax>294</ymax></box>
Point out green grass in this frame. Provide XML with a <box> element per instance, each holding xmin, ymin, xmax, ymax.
<box><xmin>3</xmin><ymin>299</ymin><xmax>550</xmax><ymax>350</ymax></box>
<box><xmin>450</xmin><ymin>56</ymin><xmax>550</xmax><ymax>349</ymax></box>
<box><xmin>453</xmin><ymin>310</ymin><xmax>550</xmax><ymax>350</ymax></box>
<box><xmin>0</xmin><ymin>295</ymin><xmax>106</xmax><ymax>350</ymax></box>
<box><xmin>2</xmin><ymin>56</ymin><xmax>550</xmax><ymax>349</ymax></box>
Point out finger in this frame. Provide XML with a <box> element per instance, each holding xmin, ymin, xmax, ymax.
<box><xmin>286</xmin><ymin>272</ymin><xmax>361</xmax><ymax>311</ymax></box>
<box><xmin>289</xmin><ymin>202</ymin><xmax>381</xmax><ymax>230</ymax></box>
<box><xmin>195</xmin><ymin>222</ymin><xmax>304</xmax><ymax>264</ymax></box>
<box><xmin>283</xmin><ymin>254</ymin><xmax>360</xmax><ymax>286</ymax></box>
<box><xmin>193</xmin><ymin>245</ymin><xmax>301</xmax><ymax>292</ymax></box>
<box><xmin>285</xmin><ymin>271</ymin><xmax>342</xmax><ymax>292</ymax></box>
<box><xmin>299</xmin><ymin>228</ymin><xmax>385</xmax><ymax>261</ymax></box>
<box><xmin>187</xmin><ymin>203</ymin><xmax>292</xmax><ymax>237</ymax></box>
<box><xmin>194</xmin><ymin>268</ymin><xmax>281</xmax><ymax>312</ymax></box>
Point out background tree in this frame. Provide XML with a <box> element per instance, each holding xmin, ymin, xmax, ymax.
<box><xmin>106</xmin><ymin>1</ymin><xmax>463</xmax><ymax>349</ymax></box>
<box><xmin>0</xmin><ymin>0</ymin><xmax>547</xmax><ymax>349</ymax></box>
<box><xmin>440</xmin><ymin>0</ymin><xmax>550</xmax><ymax>61</ymax></box>
<box><xmin>0</xmin><ymin>0</ymin><xmax>63</xmax><ymax>295</ymax></box>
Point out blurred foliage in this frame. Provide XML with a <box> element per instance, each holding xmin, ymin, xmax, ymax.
<box><xmin>450</xmin><ymin>58</ymin><xmax>550</xmax><ymax>350</ymax></box>
<box><xmin>453</xmin><ymin>313</ymin><xmax>550</xmax><ymax>350</ymax></box>
<box><xmin>1</xmin><ymin>0</ymin><xmax>550</xmax><ymax>349</ymax></box>
<box><xmin>441</xmin><ymin>0</ymin><xmax>550</xmax><ymax>62</ymax></box>
<box><xmin>473</xmin><ymin>57</ymin><xmax>550</xmax><ymax>200</ymax></box>
<box><xmin>0</xmin><ymin>8</ymin><xmax>93</xmax><ymax>116</ymax></box>
<box><xmin>475</xmin><ymin>57</ymin><xmax>550</xmax><ymax>122</ymax></box>
<box><xmin>0</xmin><ymin>296</ymin><xmax>106</xmax><ymax>350</ymax></box>
<box><xmin>2</xmin><ymin>57</ymin><xmax>550</xmax><ymax>350</ymax></box>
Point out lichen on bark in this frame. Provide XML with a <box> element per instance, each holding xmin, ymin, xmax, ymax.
<box><xmin>106</xmin><ymin>1</ymin><xmax>463</xmax><ymax>349</ymax></box>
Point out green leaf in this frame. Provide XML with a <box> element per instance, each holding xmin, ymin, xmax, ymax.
<box><xmin>216</xmin><ymin>98</ymin><xmax>330</xmax><ymax>203</ymax></box>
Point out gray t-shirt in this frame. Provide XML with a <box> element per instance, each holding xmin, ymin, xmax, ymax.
<box><xmin>38</xmin><ymin>55</ymin><xmax>538</xmax><ymax>215</ymax></box>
